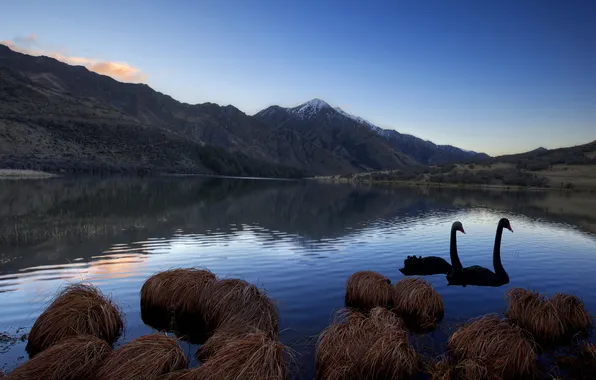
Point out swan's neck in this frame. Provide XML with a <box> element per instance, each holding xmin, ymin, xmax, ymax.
<box><xmin>450</xmin><ymin>228</ymin><xmax>463</xmax><ymax>269</ymax></box>
<box><xmin>493</xmin><ymin>226</ymin><xmax>507</xmax><ymax>278</ymax></box>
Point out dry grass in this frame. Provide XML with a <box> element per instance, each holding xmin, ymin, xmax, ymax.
<box><xmin>505</xmin><ymin>288</ymin><xmax>565</xmax><ymax>346</ymax></box>
<box><xmin>6</xmin><ymin>335</ymin><xmax>111</xmax><ymax>380</ymax></box>
<box><xmin>550</xmin><ymin>293</ymin><xmax>593</xmax><ymax>337</ymax></box>
<box><xmin>393</xmin><ymin>277</ymin><xmax>444</xmax><ymax>332</ymax></box>
<box><xmin>199</xmin><ymin>278</ymin><xmax>279</xmax><ymax>338</ymax></box>
<box><xmin>315</xmin><ymin>306</ymin><xmax>418</xmax><ymax>380</ymax></box>
<box><xmin>195</xmin><ymin>319</ymin><xmax>265</xmax><ymax>362</ymax></box>
<box><xmin>140</xmin><ymin>268</ymin><xmax>216</xmax><ymax>333</ymax></box>
<box><xmin>344</xmin><ymin>271</ymin><xmax>393</xmax><ymax>310</ymax></box>
<box><xmin>427</xmin><ymin>356</ymin><xmax>500</xmax><ymax>380</ymax></box>
<box><xmin>95</xmin><ymin>333</ymin><xmax>187</xmax><ymax>380</ymax></box>
<box><xmin>26</xmin><ymin>283</ymin><xmax>123</xmax><ymax>357</ymax></box>
<box><xmin>191</xmin><ymin>331</ymin><xmax>288</xmax><ymax>380</ymax></box>
<box><xmin>447</xmin><ymin>314</ymin><xmax>537</xmax><ymax>379</ymax></box>
<box><xmin>506</xmin><ymin>288</ymin><xmax>592</xmax><ymax>346</ymax></box>
<box><xmin>156</xmin><ymin>369</ymin><xmax>198</xmax><ymax>380</ymax></box>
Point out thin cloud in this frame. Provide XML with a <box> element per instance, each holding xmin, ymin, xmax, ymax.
<box><xmin>1</xmin><ymin>35</ymin><xmax>148</xmax><ymax>83</ymax></box>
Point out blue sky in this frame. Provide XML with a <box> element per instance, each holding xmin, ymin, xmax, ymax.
<box><xmin>1</xmin><ymin>0</ymin><xmax>594</xmax><ymax>155</ymax></box>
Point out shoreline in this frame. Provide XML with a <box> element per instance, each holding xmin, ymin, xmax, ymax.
<box><xmin>0</xmin><ymin>169</ymin><xmax>59</xmax><ymax>180</ymax></box>
<box><xmin>311</xmin><ymin>177</ymin><xmax>596</xmax><ymax>193</ymax></box>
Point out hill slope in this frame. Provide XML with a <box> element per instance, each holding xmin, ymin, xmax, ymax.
<box><xmin>0</xmin><ymin>67</ymin><xmax>303</xmax><ymax>177</ymax></box>
<box><xmin>0</xmin><ymin>43</ymin><xmax>488</xmax><ymax>176</ymax></box>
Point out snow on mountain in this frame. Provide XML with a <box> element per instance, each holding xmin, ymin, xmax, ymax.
<box><xmin>258</xmin><ymin>98</ymin><xmax>489</xmax><ymax>163</ymax></box>
<box><xmin>287</xmin><ymin>98</ymin><xmax>332</xmax><ymax>120</ymax></box>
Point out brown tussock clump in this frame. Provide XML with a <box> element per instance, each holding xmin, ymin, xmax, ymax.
<box><xmin>156</xmin><ymin>369</ymin><xmax>196</xmax><ymax>380</ymax></box>
<box><xmin>393</xmin><ymin>277</ymin><xmax>444</xmax><ymax>331</ymax></box>
<box><xmin>344</xmin><ymin>271</ymin><xmax>393</xmax><ymax>310</ymax></box>
<box><xmin>195</xmin><ymin>319</ymin><xmax>264</xmax><ymax>362</ymax></box>
<box><xmin>427</xmin><ymin>357</ymin><xmax>502</xmax><ymax>380</ymax></box>
<box><xmin>140</xmin><ymin>268</ymin><xmax>216</xmax><ymax>332</ymax></box>
<box><xmin>191</xmin><ymin>331</ymin><xmax>287</xmax><ymax>380</ymax></box>
<box><xmin>200</xmin><ymin>278</ymin><xmax>279</xmax><ymax>337</ymax></box>
<box><xmin>95</xmin><ymin>333</ymin><xmax>187</xmax><ymax>380</ymax></box>
<box><xmin>316</xmin><ymin>306</ymin><xmax>418</xmax><ymax>380</ymax></box>
<box><xmin>506</xmin><ymin>288</ymin><xmax>592</xmax><ymax>346</ymax></box>
<box><xmin>447</xmin><ymin>314</ymin><xmax>537</xmax><ymax>379</ymax></box>
<box><xmin>26</xmin><ymin>283</ymin><xmax>123</xmax><ymax>357</ymax></box>
<box><xmin>550</xmin><ymin>293</ymin><xmax>593</xmax><ymax>337</ymax></box>
<box><xmin>505</xmin><ymin>288</ymin><xmax>565</xmax><ymax>346</ymax></box>
<box><xmin>7</xmin><ymin>335</ymin><xmax>111</xmax><ymax>380</ymax></box>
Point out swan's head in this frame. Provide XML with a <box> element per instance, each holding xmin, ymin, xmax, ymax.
<box><xmin>453</xmin><ymin>221</ymin><xmax>465</xmax><ymax>234</ymax></box>
<box><xmin>499</xmin><ymin>218</ymin><xmax>513</xmax><ymax>232</ymax></box>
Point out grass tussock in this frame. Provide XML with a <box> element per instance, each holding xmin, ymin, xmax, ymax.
<box><xmin>447</xmin><ymin>314</ymin><xmax>537</xmax><ymax>379</ymax></box>
<box><xmin>7</xmin><ymin>335</ymin><xmax>111</xmax><ymax>380</ymax></box>
<box><xmin>140</xmin><ymin>268</ymin><xmax>216</xmax><ymax>332</ymax></box>
<box><xmin>427</xmin><ymin>356</ymin><xmax>505</xmax><ymax>380</ymax></box>
<box><xmin>344</xmin><ymin>271</ymin><xmax>392</xmax><ymax>310</ymax></box>
<box><xmin>26</xmin><ymin>283</ymin><xmax>123</xmax><ymax>357</ymax></box>
<box><xmin>95</xmin><ymin>333</ymin><xmax>187</xmax><ymax>380</ymax></box>
<box><xmin>316</xmin><ymin>306</ymin><xmax>418</xmax><ymax>380</ymax></box>
<box><xmin>393</xmin><ymin>277</ymin><xmax>444</xmax><ymax>332</ymax></box>
<box><xmin>506</xmin><ymin>288</ymin><xmax>592</xmax><ymax>346</ymax></box>
<box><xmin>191</xmin><ymin>331</ymin><xmax>287</xmax><ymax>380</ymax></box>
<box><xmin>200</xmin><ymin>279</ymin><xmax>279</xmax><ymax>337</ymax></box>
<box><xmin>195</xmin><ymin>320</ymin><xmax>264</xmax><ymax>362</ymax></box>
<box><xmin>550</xmin><ymin>293</ymin><xmax>593</xmax><ymax>337</ymax></box>
<box><xmin>156</xmin><ymin>369</ymin><xmax>202</xmax><ymax>380</ymax></box>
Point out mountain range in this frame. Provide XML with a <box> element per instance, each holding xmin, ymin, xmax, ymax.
<box><xmin>0</xmin><ymin>43</ymin><xmax>489</xmax><ymax>177</ymax></box>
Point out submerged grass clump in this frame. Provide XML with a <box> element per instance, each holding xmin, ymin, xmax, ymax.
<box><xmin>550</xmin><ymin>292</ymin><xmax>593</xmax><ymax>337</ymax></box>
<box><xmin>447</xmin><ymin>314</ymin><xmax>537</xmax><ymax>379</ymax></box>
<box><xmin>201</xmin><ymin>278</ymin><xmax>279</xmax><ymax>337</ymax></box>
<box><xmin>506</xmin><ymin>288</ymin><xmax>593</xmax><ymax>347</ymax></box>
<box><xmin>95</xmin><ymin>333</ymin><xmax>187</xmax><ymax>380</ymax></box>
<box><xmin>344</xmin><ymin>271</ymin><xmax>393</xmax><ymax>310</ymax></box>
<box><xmin>393</xmin><ymin>277</ymin><xmax>444</xmax><ymax>332</ymax></box>
<box><xmin>193</xmin><ymin>331</ymin><xmax>288</xmax><ymax>380</ymax></box>
<box><xmin>315</xmin><ymin>306</ymin><xmax>418</xmax><ymax>380</ymax></box>
<box><xmin>140</xmin><ymin>268</ymin><xmax>216</xmax><ymax>334</ymax></box>
<box><xmin>26</xmin><ymin>283</ymin><xmax>123</xmax><ymax>357</ymax></box>
<box><xmin>7</xmin><ymin>335</ymin><xmax>112</xmax><ymax>380</ymax></box>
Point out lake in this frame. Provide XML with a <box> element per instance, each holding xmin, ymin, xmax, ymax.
<box><xmin>1</xmin><ymin>177</ymin><xmax>595</xmax><ymax>378</ymax></box>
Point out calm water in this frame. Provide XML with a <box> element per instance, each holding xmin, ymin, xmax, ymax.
<box><xmin>1</xmin><ymin>177</ymin><xmax>596</xmax><ymax>377</ymax></box>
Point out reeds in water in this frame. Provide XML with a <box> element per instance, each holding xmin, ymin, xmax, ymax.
<box><xmin>344</xmin><ymin>271</ymin><xmax>393</xmax><ymax>310</ymax></box>
<box><xmin>506</xmin><ymin>288</ymin><xmax>593</xmax><ymax>347</ymax></box>
<box><xmin>26</xmin><ymin>283</ymin><xmax>123</xmax><ymax>357</ymax></box>
<box><xmin>393</xmin><ymin>277</ymin><xmax>444</xmax><ymax>332</ymax></box>
<box><xmin>195</xmin><ymin>330</ymin><xmax>288</xmax><ymax>380</ymax></box>
<box><xmin>200</xmin><ymin>278</ymin><xmax>279</xmax><ymax>337</ymax></box>
<box><xmin>6</xmin><ymin>335</ymin><xmax>112</xmax><ymax>380</ymax></box>
<box><xmin>447</xmin><ymin>314</ymin><xmax>537</xmax><ymax>379</ymax></box>
<box><xmin>140</xmin><ymin>268</ymin><xmax>216</xmax><ymax>335</ymax></box>
<box><xmin>95</xmin><ymin>333</ymin><xmax>188</xmax><ymax>380</ymax></box>
<box><xmin>315</xmin><ymin>307</ymin><xmax>419</xmax><ymax>380</ymax></box>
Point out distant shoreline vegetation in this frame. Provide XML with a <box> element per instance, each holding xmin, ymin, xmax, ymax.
<box><xmin>315</xmin><ymin>162</ymin><xmax>596</xmax><ymax>193</ymax></box>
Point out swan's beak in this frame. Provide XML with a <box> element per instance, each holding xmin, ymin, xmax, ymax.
<box><xmin>506</xmin><ymin>225</ymin><xmax>513</xmax><ymax>232</ymax></box>
<box><xmin>460</xmin><ymin>228</ymin><xmax>466</xmax><ymax>234</ymax></box>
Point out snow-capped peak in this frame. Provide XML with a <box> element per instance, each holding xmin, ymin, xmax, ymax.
<box><xmin>288</xmin><ymin>98</ymin><xmax>332</xmax><ymax>119</ymax></box>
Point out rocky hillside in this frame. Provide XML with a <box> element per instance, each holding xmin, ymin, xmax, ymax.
<box><xmin>0</xmin><ymin>44</ymin><xmax>489</xmax><ymax>176</ymax></box>
<box><xmin>0</xmin><ymin>66</ymin><xmax>303</xmax><ymax>178</ymax></box>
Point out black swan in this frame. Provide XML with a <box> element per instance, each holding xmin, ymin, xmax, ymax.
<box><xmin>399</xmin><ymin>221</ymin><xmax>465</xmax><ymax>276</ymax></box>
<box><xmin>446</xmin><ymin>218</ymin><xmax>512</xmax><ymax>287</ymax></box>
